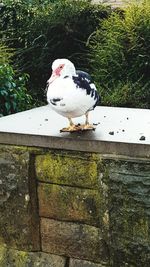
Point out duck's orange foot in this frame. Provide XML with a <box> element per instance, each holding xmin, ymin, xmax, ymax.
<box><xmin>79</xmin><ymin>124</ymin><xmax>96</xmax><ymax>131</ymax></box>
<box><xmin>60</xmin><ymin>124</ymin><xmax>81</xmax><ymax>133</ymax></box>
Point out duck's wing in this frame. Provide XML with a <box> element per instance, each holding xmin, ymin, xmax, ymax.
<box><xmin>73</xmin><ymin>70</ymin><xmax>101</xmax><ymax>108</ymax></box>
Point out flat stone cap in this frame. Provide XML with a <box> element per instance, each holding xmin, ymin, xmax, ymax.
<box><xmin>0</xmin><ymin>105</ymin><xmax>150</xmax><ymax>158</ymax></box>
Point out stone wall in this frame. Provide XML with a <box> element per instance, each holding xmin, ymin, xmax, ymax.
<box><xmin>92</xmin><ymin>0</ymin><xmax>124</xmax><ymax>7</ymax></box>
<box><xmin>0</xmin><ymin>144</ymin><xmax>150</xmax><ymax>267</ymax></box>
<box><xmin>92</xmin><ymin>0</ymin><xmax>142</xmax><ymax>8</ymax></box>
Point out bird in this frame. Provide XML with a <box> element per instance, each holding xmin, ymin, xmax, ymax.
<box><xmin>46</xmin><ymin>58</ymin><xmax>100</xmax><ymax>132</ymax></box>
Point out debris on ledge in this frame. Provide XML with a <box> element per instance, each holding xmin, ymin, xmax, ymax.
<box><xmin>0</xmin><ymin>105</ymin><xmax>150</xmax><ymax>157</ymax></box>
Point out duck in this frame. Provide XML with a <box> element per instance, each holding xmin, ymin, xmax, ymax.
<box><xmin>46</xmin><ymin>58</ymin><xmax>100</xmax><ymax>132</ymax></box>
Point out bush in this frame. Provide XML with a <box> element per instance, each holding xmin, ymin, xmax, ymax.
<box><xmin>0</xmin><ymin>0</ymin><xmax>111</xmax><ymax>101</ymax></box>
<box><xmin>0</xmin><ymin>42</ymin><xmax>14</xmax><ymax>64</ymax></box>
<box><xmin>0</xmin><ymin>44</ymin><xmax>33</xmax><ymax>116</ymax></box>
<box><xmin>101</xmin><ymin>81</ymin><xmax>150</xmax><ymax>109</ymax></box>
<box><xmin>0</xmin><ymin>63</ymin><xmax>32</xmax><ymax>116</ymax></box>
<box><xmin>89</xmin><ymin>0</ymin><xmax>150</xmax><ymax>108</ymax></box>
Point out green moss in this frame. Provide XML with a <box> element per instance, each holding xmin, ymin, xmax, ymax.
<box><xmin>0</xmin><ymin>144</ymin><xmax>42</xmax><ymax>154</ymax></box>
<box><xmin>0</xmin><ymin>144</ymin><xmax>40</xmax><ymax>251</ymax></box>
<box><xmin>0</xmin><ymin>246</ymin><xmax>28</xmax><ymax>267</ymax></box>
<box><xmin>0</xmin><ymin>246</ymin><xmax>6</xmax><ymax>264</ymax></box>
<box><xmin>12</xmin><ymin>251</ymin><xmax>28</xmax><ymax>267</ymax></box>
<box><xmin>38</xmin><ymin>183</ymin><xmax>101</xmax><ymax>227</ymax></box>
<box><xmin>105</xmin><ymin>158</ymin><xmax>150</xmax><ymax>266</ymax></box>
<box><xmin>36</xmin><ymin>151</ymin><xmax>101</xmax><ymax>189</ymax></box>
<box><xmin>0</xmin><ymin>245</ymin><xmax>66</xmax><ymax>266</ymax></box>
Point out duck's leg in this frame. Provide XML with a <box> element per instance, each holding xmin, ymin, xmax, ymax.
<box><xmin>60</xmin><ymin>118</ymin><xmax>81</xmax><ymax>132</ymax></box>
<box><xmin>81</xmin><ymin>112</ymin><xmax>95</xmax><ymax>130</ymax></box>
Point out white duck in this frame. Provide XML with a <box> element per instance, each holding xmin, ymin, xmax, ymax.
<box><xmin>46</xmin><ymin>58</ymin><xmax>100</xmax><ymax>132</ymax></box>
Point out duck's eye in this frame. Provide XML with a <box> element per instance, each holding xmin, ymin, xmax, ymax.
<box><xmin>59</xmin><ymin>65</ymin><xmax>64</xmax><ymax>69</ymax></box>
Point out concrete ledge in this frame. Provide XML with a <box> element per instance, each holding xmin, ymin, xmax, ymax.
<box><xmin>0</xmin><ymin>106</ymin><xmax>150</xmax><ymax>158</ymax></box>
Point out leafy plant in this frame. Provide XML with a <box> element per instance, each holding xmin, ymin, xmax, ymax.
<box><xmin>0</xmin><ymin>42</ymin><xmax>14</xmax><ymax>64</ymax></box>
<box><xmin>89</xmin><ymin>0</ymin><xmax>150</xmax><ymax>108</ymax></box>
<box><xmin>0</xmin><ymin>44</ymin><xmax>33</xmax><ymax>116</ymax></box>
<box><xmin>0</xmin><ymin>63</ymin><xmax>32</xmax><ymax>116</ymax></box>
<box><xmin>100</xmin><ymin>80</ymin><xmax>150</xmax><ymax>109</ymax></box>
<box><xmin>0</xmin><ymin>0</ymin><xmax>111</xmax><ymax>101</ymax></box>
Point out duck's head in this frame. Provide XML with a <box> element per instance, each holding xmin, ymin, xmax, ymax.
<box><xmin>48</xmin><ymin>58</ymin><xmax>76</xmax><ymax>84</ymax></box>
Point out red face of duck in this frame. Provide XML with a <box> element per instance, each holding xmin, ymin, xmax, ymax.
<box><xmin>48</xmin><ymin>63</ymin><xmax>65</xmax><ymax>84</ymax></box>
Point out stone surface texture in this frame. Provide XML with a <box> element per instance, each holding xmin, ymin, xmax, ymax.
<box><xmin>36</xmin><ymin>151</ymin><xmax>99</xmax><ymax>188</ymax></box>
<box><xmin>0</xmin><ymin>145</ymin><xmax>40</xmax><ymax>251</ymax></box>
<box><xmin>41</xmin><ymin>218</ymin><xmax>108</xmax><ymax>264</ymax></box>
<box><xmin>70</xmin><ymin>258</ymin><xmax>108</xmax><ymax>267</ymax></box>
<box><xmin>103</xmin><ymin>157</ymin><xmax>150</xmax><ymax>267</ymax></box>
<box><xmin>0</xmin><ymin>106</ymin><xmax>150</xmax><ymax>159</ymax></box>
<box><xmin>1</xmin><ymin>105</ymin><xmax>150</xmax><ymax>145</ymax></box>
<box><xmin>92</xmin><ymin>0</ymin><xmax>124</xmax><ymax>7</ymax></box>
<box><xmin>38</xmin><ymin>183</ymin><xmax>101</xmax><ymax>226</ymax></box>
<box><xmin>0</xmin><ymin>129</ymin><xmax>150</xmax><ymax>267</ymax></box>
<box><xmin>0</xmin><ymin>246</ymin><xmax>66</xmax><ymax>267</ymax></box>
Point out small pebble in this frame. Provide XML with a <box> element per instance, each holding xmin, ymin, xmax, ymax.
<box><xmin>109</xmin><ymin>131</ymin><xmax>114</xmax><ymax>135</ymax></box>
<box><xmin>25</xmin><ymin>194</ymin><xmax>30</xmax><ymax>202</ymax></box>
<box><xmin>139</xmin><ymin>136</ymin><xmax>146</xmax><ymax>141</ymax></box>
<box><xmin>122</xmin><ymin>129</ymin><xmax>125</xmax><ymax>132</ymax></box>
<box><xmin>93</xmin><ymin>122</ymin><xmax>100</xmax><ymax>126</ymax></box>
<box><xmin>127</xmin><ymin>117</ymin><xmax>129</xmax><ymax>120</ymax></box>
<box><xmin>45</xmin><ymin>118</ymin><xmax>48</xmax><ymax>121</ymax></box>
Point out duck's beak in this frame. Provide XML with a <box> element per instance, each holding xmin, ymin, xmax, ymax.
<box><xmin>48</xmin><ymin>71</ymin><xmax>59</xmax><ymax>84</ymax></box>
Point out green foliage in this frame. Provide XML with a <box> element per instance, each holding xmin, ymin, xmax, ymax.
<box><xmin>1</xmin><ymin>0</ymin><xmax>149</xmax><ymax>109</ymax></box>
<box><xmin>89</xmin><ymin>0</ymin><xmax>150</xmax><ymax>108</ymax></box>
<box><xmin>0</xmin><ymin>44</ymin><xmax>33</xmax><ymax>116</ymax></box>
<box><xmin>0</xmin><ymin>0</ymin><xmax>111</xmax><ymax>100</ymax></box>
<box><xmin>0</xmin><ymin>43</ymin><xmax>14</xmax><ymax>64</ymax></box>
<box><xmin>0</xmin><ymin>64</ymin><xmax>32</xmax><ymax>116</ymax></box>
<box><xmin>101</xmin><ymin>81</ymin><xmax>150</xmax><ymax>109</ymax></box>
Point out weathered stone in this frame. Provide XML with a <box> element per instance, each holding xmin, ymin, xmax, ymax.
<box><xmin>41</xmin><ymin>218</ymin><xmax>109</xmax><ymax>264</ymax></box>
<box><xmin>35</xmin><ymin>151</ymin><xmax>100</xmax><ymax>188</ymax></box>
<box><xmin>104</xmin><ymin>158</ymin><xmax>150</xmax><ymax>267</ymax></box>
<box><xmin>70</xmin><ymin>258</ymin><xmax>108</xmax><ymax>267</ymax></box>
<box><xmin>0</xmin><ymin>245</ymin><xmax>66</xmax><ymax>267</ymax></box>
<box><xmin>0</xmin><ymin>145</ymin><xmax>40</xmax><ymax>251</ymax></box>
<box><xmin>38</xmin><ymin>183</ymin><xmax>101</xmax><ymax>226</ymax></box>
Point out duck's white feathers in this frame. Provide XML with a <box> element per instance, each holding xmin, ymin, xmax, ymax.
<box><xmin>47</xmin><ymin>76</ymin><xmax>96</xmax><ymax>118</ymax></box>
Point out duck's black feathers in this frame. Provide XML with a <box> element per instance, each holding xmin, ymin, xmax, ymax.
<box><xmin>76</xmin><ymin>70</ymin><xmax>92</xmax><ymax>83</ymax></box>
<box><xmin>50</xmin><ymin>98</ymin><xmax>63</xmax><ymax>106</ymax></box>
<box><xmin>73</xmin><ymin>70</ymin><xmax>101</xmax><ymax>106</ymax></box>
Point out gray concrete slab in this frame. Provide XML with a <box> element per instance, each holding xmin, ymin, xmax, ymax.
<box><xmin>0</xmin><ymin>106</ymin><xmax>150</xmax><ymax>157</ymax></box>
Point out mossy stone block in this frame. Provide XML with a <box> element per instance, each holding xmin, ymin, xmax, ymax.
<box><xmin>38</xmin><ymin>183</ymin><xmax>101</xmax><ymax>226</ymax></box>
<box><xmin>0</xmin><ymin>245</ymin><xmax>66</xmax><ymax>267</ymax></box>
<box><xmin>35</xmin><ymin>151</ymin><xmax>100</xmax><ymax>188</ymax></box>
<box><xmin>70</xmin><ymin>258</ymin><xmax>108</xmax><ymax>267</ymax></box>
<box><xmin>0</xmin><ymin>145</ymin><xmax>40</xmax><ymax>251</ymax></box>
<box><xmin>104</xmin><ymin>158</ymin><xmax>150</xmax><ymax>267</ymax></box>
<box><xmin>41</xmin><ymin>218</ymin><xmax>109</xmax><ymax>264</ymax></box>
